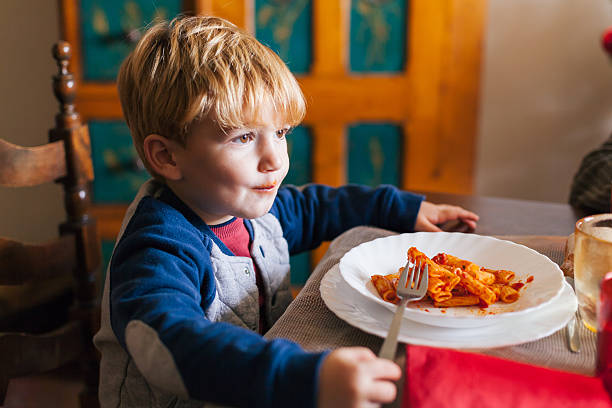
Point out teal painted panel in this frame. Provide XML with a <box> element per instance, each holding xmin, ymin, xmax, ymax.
<box><xmin>89</xmin><ymin>120</ymin><xmax>150</xmax><ymax>203</ymax></box>
<box><xmin>350</xmin><ymin>0</ymin><xmax>407</xmax><ymax>72</ymax></box>
<box><xmin>347</xmin><ymin>123</ymin><xmax>401</xmax><ymax>187</ymax></box>
<box><xmin>80</xmin><ymin>0</ymin><xmax>181</xmax><ymax>81</ymax></box>
<box><xmin>290</xmin><ymin>252</ymin><xmax>310</xmax><ymax>286</ymax></box>
<box><xmin>255</xmin><ymin>0</ymin><xmax>312</xmax><ymax>74</ymax></box>
<box><xmin>283</xmin><ymin>126</ymin><xmax>311</xmax><ymax>285</ymax></box>
<box><xmin>101</xmin><ymin>240</ymin><xmax>115</xmax><ymax>269</ymax></box>
<box><xmin>284</xmin><ymin>126</ymin><xmax>312</xmax><ymax>186</ymax></box>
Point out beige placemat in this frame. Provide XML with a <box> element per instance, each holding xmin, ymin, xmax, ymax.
<box><xmin>265</xmin><ymin>227</ymin><xmax>597</xmax><ymax>376</ymax></box>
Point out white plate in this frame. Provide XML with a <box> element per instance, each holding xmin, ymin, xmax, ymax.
<box><xmin>339</xmin><ymin>232</ymin><xmax>565</xmax><ymax>328</ymax></box>
<box><xmin>322</xmin><ymin>264</ymin><xmax>576</xmax><ymax>349</ymax></box>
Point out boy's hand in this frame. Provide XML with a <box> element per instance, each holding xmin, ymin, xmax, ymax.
<box><xmin>415</xmin><ymin>201</ymin><xmax>479</xmax><ymax>232</ymax></box>
<box><xmin>318</xmin><ymin>347</ymin><xmax>401</xmax><ymax>408</ymax></box>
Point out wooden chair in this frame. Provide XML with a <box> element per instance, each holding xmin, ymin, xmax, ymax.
<box><xmin>0</xmin><ymin>41</ymin><xmax>101</xmax><ymax>407</ymax></box>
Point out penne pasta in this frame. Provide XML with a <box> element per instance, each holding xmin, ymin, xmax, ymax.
<box><xmin>455</xmin><ymin>269</ymin><xmax>497</xmax><ymax>305</ymax></box>
<box><xmin>428</xmin><ymin>275</ymin><xmax>447</xmax><ymax>297</ymax></box>
<box><xmin>408</xmin><ymin>247</ymin><xmax>460</xmax><ymax>291</ymax></box>
<box><xmin>434</xmin><ymin>295</ymin><xmax>480</xmax><ymax>307</ymax></box>
<box><xmin>430</xmin><ymin>290</ymin><xmax>453</xmax><ymax>302</ymax></box>
<box><xmin>499</xmin><ymin>285</ymin><xmax>520</xmax><ymax>303</ymax></box>
<box><xmin>371</xmin><ymin>274</ymin><xmax>400</xmax><ymax>304</ymax></box>
<box><xmin>489</xmin><ymin>284</ymin><xmax>502</xmax><ymax>302</ymax></box>
<box><xmin>434</xmin><ymin>253</ymin><xmax>495</xmax><ymax>284</ymax></box>
<box><xmin>370</xmin><ymin>247</ymin><xmax>530</xmax><ymax>309</ymax></box>
<box><xmin>483</xmin><ymin>268</ymin><xmax>515</xmax><ymax>284</ymax></box>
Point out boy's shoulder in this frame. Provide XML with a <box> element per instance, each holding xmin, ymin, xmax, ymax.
<box><xmin>131</xmin><ymin>195</ymin><xmax>198</xmax><ymax>230</ymax></box>
<box><xmin>119</xmin><ymin>182</ymin><xmax>207</xmax><ymax>246</ymax></box>
<box><xmin>110</xmin><ymin>187</ymin><xmax>215</xmax><ymax>278</ymax></box>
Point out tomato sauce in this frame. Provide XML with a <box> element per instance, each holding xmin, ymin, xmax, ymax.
<box><xmin>511</xmin><ymin>282</ymin><xmax>525</xmax><ymax>291</ymax></box>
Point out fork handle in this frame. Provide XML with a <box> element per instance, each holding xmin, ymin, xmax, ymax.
<box><xmin>378</xmin><ymin>297</ymin><xmax>409</xmax><ymax>360</ymax></box>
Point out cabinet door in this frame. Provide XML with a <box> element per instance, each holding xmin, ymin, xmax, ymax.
<box><xmin>78</xmin><ymin>0</ymin><xmax>182</xmax><ymax>81</ymax></box>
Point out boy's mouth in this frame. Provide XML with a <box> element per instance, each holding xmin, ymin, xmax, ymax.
<box><xmin>253</xmin><ymin>181</ymin><xmax>278</xmax><ymax>191</ymax></box>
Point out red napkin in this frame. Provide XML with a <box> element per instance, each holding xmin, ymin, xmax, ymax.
<box><xmin>403</xmin><ymin>344</ymin><xmax>612</xmax><ymax>408</ymax></box>
<box><xmin>598</xmin><ymin>271</ymin><xmax>612</xmax><ymax>395</ymax></box>
<box><xmin>403</xmin><ymin>271</ymin><xmax>612</xmax><ymax>407</ymax></box>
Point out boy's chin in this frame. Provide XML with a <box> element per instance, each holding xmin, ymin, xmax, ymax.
<box><xmin>237</xmin><ymin>202</ymin><xmax>274</xmax><ymax>220</ymax></box>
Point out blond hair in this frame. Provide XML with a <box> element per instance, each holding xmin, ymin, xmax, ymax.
<box><xmin>117</xmin><ymin>15</ymin><xmax>306</xmax><ymax>176</ymax></box>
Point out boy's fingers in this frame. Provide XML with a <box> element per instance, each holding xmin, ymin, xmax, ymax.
<box><xmin>444</xmin><ymin>206</ymin><xmax>478</xmax><ymax>221</ymax></box>
<box><xmin>362</xmin><ymin>359</ymin><xmax>401</xmax><ymax>403</ymax></box>
<box><xmin>459</xmin><ymin>216</ymin><xmax>478</xmax><ymax>228</ymax></box>
<box><xmin>458</xmin><ymin>207</ymin><xmax>479</xmax><ymax>219</ymax></box>
<box><xmin>415</xmin><ymin>213</ymin><xmax>441</xmax><ymax>231</ymax></box>
<box><xmin>421</xmin><ymin>219</ymin><xmax>442</xmax><ymax>232</ymax></box>
<box><xmin>367</xmin><ymin>358</ymin><xmax>402</xmax><ymax>380</ymax></box>
<box><xmin>364</xmin><ymin>379</ymin><xmax>398</xmax><ymax>403</ymax></box>
<box><xmin>462</xmin><ymin>213</ymin><xmax>479</xmax><ymax>224</ymax></box>
<box><xmin>463</xmin><ymin>219</ymin><xmax>478</xmax><ymax>229</ymax></box>
<box><xmin>350</xmin><ymin>346</ymin><xmax>377</xmax><ymax>361</ymax></box>
<box><xmin>426</xmin><ymin>222</ymin><xmax>443</xmax><ymax>232</ymax></box>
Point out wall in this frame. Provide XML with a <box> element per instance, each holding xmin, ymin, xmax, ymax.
<box><xmin>476</xmin><ymin>0</ymin><xmax>612</xmax><ymax>202</ymax></box>
<box><xmin>1</xmin><ymin>0</ymin><xmax>611</xmax><ymax>242</ymax></box>
<box><xmin>0</xmin><ymin>1</ymin><xmax>63</xmax><ymax>241</ymax></box>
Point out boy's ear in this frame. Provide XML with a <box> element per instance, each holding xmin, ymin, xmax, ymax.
<box><xmin>143</xmin><ymin>134</ymin><xmax>182</xmax><ymax>181</ymax></box>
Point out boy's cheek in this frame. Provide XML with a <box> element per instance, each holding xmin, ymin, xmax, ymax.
<box><xmin>280</xmin><ymin>162</ymin><xmax>290</xmax><ymax>182</ymax></box>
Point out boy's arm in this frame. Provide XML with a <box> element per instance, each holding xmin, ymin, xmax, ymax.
<box><xmin>109</xmin><ymin>221</ymin><xmax>327</xmax><ymax>408</ymax></box>
<box><xmin>270</xmin><ymin>183</ymin><xmax>424</xmax><ymax>254</ymax></box>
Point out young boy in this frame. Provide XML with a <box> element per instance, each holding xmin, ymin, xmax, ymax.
<box><xmin>93</xmin><ymin>16</ymin><xmax>478</xmax><ymax>408</ymax></box>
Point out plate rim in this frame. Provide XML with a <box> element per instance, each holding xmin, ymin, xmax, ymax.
<box><xmin>338</xmin><ymin>232</ymin><xmax>566</xmax><ymax>327</ymax></box>
<box><xmin>322</xmin><ymin>264</ymin><xmax>576</xmax><ymax>349</ymax></box>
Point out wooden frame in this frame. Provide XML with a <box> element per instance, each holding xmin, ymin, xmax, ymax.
<box><xmin>58</xmin><ymin>0</ymin><xmax>486</xmax><ymax>245</ymax></box>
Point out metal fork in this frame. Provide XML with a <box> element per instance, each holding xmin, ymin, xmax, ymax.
<box><xmin>565</xmin><ymin>276</ymin><xmax>581</xmax><ymax>353</ymax></box>
<box><xmin>379</xmin><ymin>260</ymin><xmax>429</xmax><ymax>360</ymax></box>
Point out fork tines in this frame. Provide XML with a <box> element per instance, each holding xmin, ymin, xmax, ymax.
<box><xmin>403</xmin><ymin>259</ymin><xmax>425</xmax><ymax>290</ymax></box>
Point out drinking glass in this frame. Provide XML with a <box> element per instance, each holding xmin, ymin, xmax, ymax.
<box><xmin>574</xmin><ymin>213</ymin><xmax>612</xmax><ymax>332</ymax></box>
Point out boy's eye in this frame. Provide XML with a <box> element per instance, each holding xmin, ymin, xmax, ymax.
<box><xmin>276</xmin><ymin>128</ymin><xmax>292</xmax><ymax>139</ymax></box>
<box><xmin>233</xmin><ymin>132</ymin><xmax>254</xmax><ymax>144</ymax></box>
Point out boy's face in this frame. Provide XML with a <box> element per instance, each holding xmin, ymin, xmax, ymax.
<box><xmin>168</xmin><ymin>107</ymin><xmax>291</xmax><ymax>225</ymax></box>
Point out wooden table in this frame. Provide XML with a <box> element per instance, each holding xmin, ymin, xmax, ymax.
<box><xmin>421</xmin><ymin>191</ymin><xmax>587</xmax><ymax>236</ymax></box>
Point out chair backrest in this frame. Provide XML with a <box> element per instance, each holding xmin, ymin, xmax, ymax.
<box><xmin>0</xmin><ymin>41</ymin><xmax>101</xmax><ymax>408</ymax></box>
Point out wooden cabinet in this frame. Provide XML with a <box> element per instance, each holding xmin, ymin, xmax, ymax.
<box><xmin>59</xmin><ymin>0</ymin><xmax>485</xmax><ymax>283</ymax></box>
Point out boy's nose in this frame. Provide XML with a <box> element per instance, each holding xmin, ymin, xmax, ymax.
<box><xmin>258</xmin><ymin>135</ymin><xmax>284</xmax><ymax>172</ymax></box>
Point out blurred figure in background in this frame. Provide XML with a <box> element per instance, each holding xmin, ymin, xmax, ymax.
<box><xmin>569</xmin><ymin>26</ymin><xmax>612</xmax><ymax>215</ymax></box>
<box><xmin>569</xmin><ymin>135</ymin><xmax>612</xmax><ymax>214</ymax></box>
